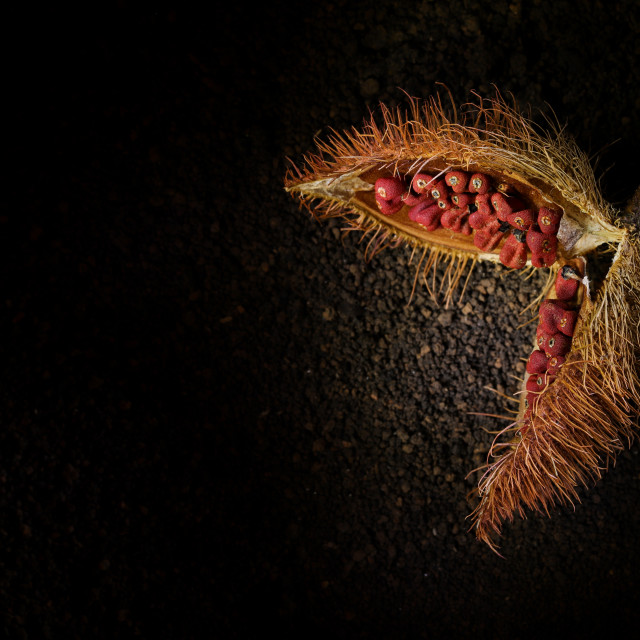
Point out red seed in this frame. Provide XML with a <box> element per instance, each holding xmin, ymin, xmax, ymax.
<box><xmin>440</xmin><ymin>208</ymin><xmax>457</xmax><ymax>229</ymax></box>
<box><xmin>536</xmin><ymin>324</ymin><xmax>553</xmax><ymax>351</ymax></box>
<box><xmin>440</xmin><ymin>207</ymin><xmax>469</xmax><ymax>233</ymax></box>
<box><xmin>468</xmin><ymin>209</ymin><xmax>492</xmax><ymax>230</ymax></box>
<box><xmin>375</xmin><ymin>177</ymin><xmax>404</xmax><ymax>200</ymax></box>
<box><xmin>538</xmin><ymin>207</ymin><xmax>563</xmax><ymax>235</ymax></box>
<box><xmin>445</xmin><ymin>170</ymin><xmax>470</xmax><ymax>193</ymax></box>
<box><xmin>525</xmin><ymin>391</ymin><xmax>539</xmax><ymax>413</ymax></box>
<box><xmin>401</xmin><ymin>188</ymin><xmax>431</xmax><ymax>207</ymax></box>
<box><xmin>555</xmin><ymin>265</ymin><xmax>581</xmax><ymax>300</ymax></box>
<box><xmin>499</xmin><ymin>231</ymin><xmax>528</xmax><ymax>269</ymax></box>
<box><xmin>526</xmin><ymin>373</ymin><xmax>553</xmax><ymax>393</ymax></box>
<box><xmin>539</xmin><ymin>300</ymin><xmax>578</xmax><ymax>336</ymax></box>
<box><xmin>429</xmin><ymin>180</ymin><xmax>448</xmax><ymax>201</ymax></box>
<box><xmin>491</xmin><ymin>193</ymin><xmax>525</xmax><ymax>221</ymax></box>
<box><xmin>474</xmin><ymin>193</ymin><xmax>493</xmax><ymax>216</ymax></box>
<box><xmin>506</xmin><ymin>209</ymin><xmax>535</xmax><ymax>230</ymax></box>
<box><xmin>408</xmin><ymin>201</ymin><xmax>442</xmax><ymax>231</ymax></box>
<box><xmin>536</xmin><ymin>325</ymin><xmax>546</xmax><ymax>349</ymax></box>
<box><xmin>530</xmin><ymin>252</ymin><xmax>556</xmax><ymax>268</ymax></box>
<box><xmin>376</xmin><ymin>195</ymin><xmax>403</xmax><ymax>215</ymax></box>
<box><xmin>411</xmin><ymin>173</ymin><xmax>436</xmax><ymax>195</ymax></box>
<box><xmin>557</xmin><ymin>310</ymin><xmax>577</xmax><ymax>336</ymax></box>
<box><xmin>526</xmin><ymin>350</ymin><xmax>549</xmax><ymax>375</ymax></box>
<box><xmin>473</xmin><ymin>219</ymin><xmax>505</xmax><ymax>250</ymax></box>
<box><xmin>496</xmin><ymin>182</ymin><xmax>519</xmax><ymax>196</ymax></box>
<box><xmin>546</xmin><ymin>355</ymin><xmax>566</xmax><ymax>376</ymax></box>
<box><xmin>485</xmin><ymin>218</ymin><xmax>504</xmax><ymax>234</ymax></box>
<box><xmin>543</xmin><ymin>331</ymin><xmax>572</xmax><ymax>357</ymax></box>
<box><xmin>468</xmin><ymin>173</ymin><xmax>491</xmax><ymax>194</ymax></box>
<box><xmin>473</xmin><ymin>227</ymin><xmax>503</xmax><ymax>251</ymax></box>
<box><xmin>436</xmin><ymin>197</ymin><xmax>452</xmax><ymax>211</ymax></box>
<box><xmin>451</xmin><ymin>193</ymin><xmax>473</xmax><ymax>208</ymax></box>
<box><xmin>526</xmin><ymin>230</ymin><xmax>558</xmax><ymax>267</ymax></box>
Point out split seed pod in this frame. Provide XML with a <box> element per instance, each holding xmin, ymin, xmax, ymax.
<box><xmin>284</xmin><ymin>92</ymin><xmax>640</xmax><ymax>553</ymax></box>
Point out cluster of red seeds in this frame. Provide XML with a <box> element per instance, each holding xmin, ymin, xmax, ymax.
<box><xmin>522</xmin><ymin>265</ymin><xmax>582</xmax><ymax>424</ymax></box>
<box><xmin>374</xmin><ymin>171</ymin><xmax>563</xmax><ymax>269</ymax></box>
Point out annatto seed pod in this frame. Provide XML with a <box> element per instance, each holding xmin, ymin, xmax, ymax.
<box><xmin>284</xmin><ymin>91</ymin><xmax>640</xmax><ymax>554</ymax></box>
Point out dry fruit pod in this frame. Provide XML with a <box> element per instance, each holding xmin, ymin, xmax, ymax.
<box><xmin>284</xmin><ymin>93</ymin><xmax>640</xmax><ymax>553</ymax></box>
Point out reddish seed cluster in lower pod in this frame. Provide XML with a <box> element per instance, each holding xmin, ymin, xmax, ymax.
<box><xmin>373</xmin><ymin>170</ymin><xmax>563</xmax><ymax>270</ymax></box>
<box><xmin>523</xmin><ymin>265</ymin><xmax>582</xmax><ymax>423</ymax></box>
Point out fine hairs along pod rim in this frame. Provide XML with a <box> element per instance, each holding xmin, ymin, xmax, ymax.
<box><xmin>284</xmin><ymin>90</ymin><xmax>640</xmax><ymax>554</ymax></box>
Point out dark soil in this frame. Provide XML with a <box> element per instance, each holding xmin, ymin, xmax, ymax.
<box><xmin>4</xmin><ymin>2</ymin><xmax>640</xmax><ymax>638</ymax></box>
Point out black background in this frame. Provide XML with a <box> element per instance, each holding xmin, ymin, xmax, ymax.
<box><xmin>4</xmin><ymin>2</ymin><xmax>640</xmax><ymax>638</ymax></box>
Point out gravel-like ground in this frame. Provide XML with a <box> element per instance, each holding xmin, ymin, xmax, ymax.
<box><xmin>4</xmin><ymin>2</ymin><xmax>640</xmax><ymax>638</ymax></box>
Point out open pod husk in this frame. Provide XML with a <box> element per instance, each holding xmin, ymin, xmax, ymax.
<box><xmin>285</xmin><ymin>92</ymin><xmax>640</xmax><ymax>552</ymax></box>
